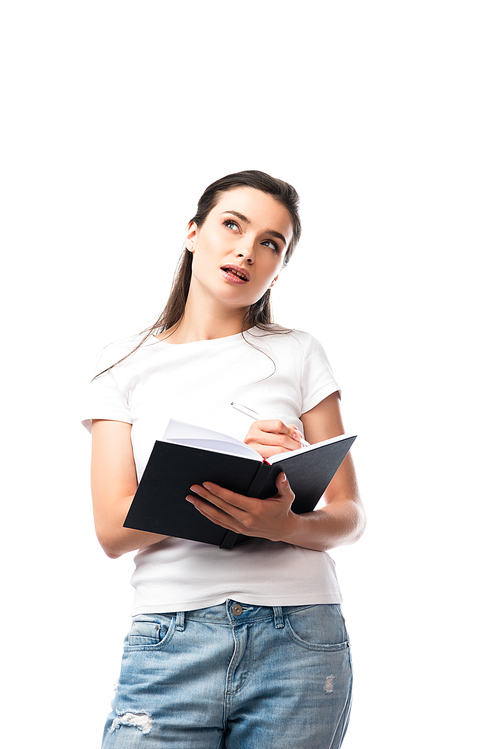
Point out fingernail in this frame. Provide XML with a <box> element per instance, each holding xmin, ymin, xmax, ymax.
<box><xmin>282</xmin><ymin>473</ymin><xmax>287</xmax><ymax>482</ymax></box>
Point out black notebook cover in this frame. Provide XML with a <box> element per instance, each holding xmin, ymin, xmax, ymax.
<box><xmin>124</xmin><ymin>433</ymin><xmax>356</xmax><ymax>549</ymax></box>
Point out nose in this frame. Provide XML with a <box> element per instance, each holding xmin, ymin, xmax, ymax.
<box><xmin>236</xmin><ymin>241</ymin><xmax>254</xmax><ymax>264</ymax></box>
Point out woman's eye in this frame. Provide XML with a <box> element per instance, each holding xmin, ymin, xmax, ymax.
<box><xmin>263</xmin><ymin>240</ymin><xmax>279</xmax><ymax>253</ymax></box>
<box><xmin>223</xmin><ymin>220</ymin><xmax>239</xmax><ymax>231</ymax></box>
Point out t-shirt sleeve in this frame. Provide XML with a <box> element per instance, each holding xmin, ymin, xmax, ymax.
<box><xmin>82</xmin><ymin>348</ymin><xmax>133</xmax><ymax>433</ymax></box>
<box><xmin>300</xmin><ymin>334</ymin><xmax>340</xmax><ymax>414</ymax></box>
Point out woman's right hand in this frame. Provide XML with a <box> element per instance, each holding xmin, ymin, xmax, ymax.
<box><xmin>243</xmin><ymin>419</ymin><xmax>304</xmax><ymax>459</ymax></box>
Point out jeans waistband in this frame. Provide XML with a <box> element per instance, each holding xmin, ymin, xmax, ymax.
<box><xmin>172</xmin><ymin>600</ymin><xmax>315</xmax><ymax>630</ymax></box>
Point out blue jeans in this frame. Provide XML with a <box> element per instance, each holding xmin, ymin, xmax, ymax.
<box><xmin>102</xmin><ymin>600</ymin><xmax>352</xmax><ymax>748</ymax></box>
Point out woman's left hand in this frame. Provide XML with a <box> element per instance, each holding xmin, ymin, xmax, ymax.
<box><xmin>185</xmin><ymin>472</ymin><xmax>298</xmax><ymax>543</ymax></box>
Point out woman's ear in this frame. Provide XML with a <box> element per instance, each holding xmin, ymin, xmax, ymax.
<box><xmin>269</xmin><ymin>274</ymin><xmax>279</xmax><ymax>288</ymax></box>
<box><xmin>185</xmin><ymin>221</ymin><xmax>198</xmax><ymax>252</ymax></box>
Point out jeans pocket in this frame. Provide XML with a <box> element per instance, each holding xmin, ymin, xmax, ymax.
<box><xmin>124</xmin><ymin>614</ymin><xmax>176</xmax><ymax>650</ymax></box>
<box><xmin>284</xmin><ymin>605</ymin><xmax>350</xmax><ymax>652</ymax></box>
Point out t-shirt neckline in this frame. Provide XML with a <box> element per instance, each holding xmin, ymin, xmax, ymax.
<box><xmin>151</xmin><ymin>326</ymin><xmax>259</xmax><ymax>346</ymax></box>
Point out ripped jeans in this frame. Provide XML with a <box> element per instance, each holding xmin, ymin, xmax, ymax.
<box><xmin>102</xmin><ymin>601</ymin><xmax>352</xmax><ymax>749</ymax></box>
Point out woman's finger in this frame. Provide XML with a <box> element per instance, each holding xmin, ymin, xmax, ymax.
<box><xmin>244</xmin><ymin>421</ymin><xmax>304</xmax><ymax>454</ymax></box>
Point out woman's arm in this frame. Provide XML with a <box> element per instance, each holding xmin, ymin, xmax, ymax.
<box><xmin>186</xmin><ymin>392</ymin><xmax>366</xmax><ymax>552</ymax></box>
<box><xmin>282</xmin><ymin>391</ymin><xmax>366</xmax><ymax>550</ymax></box>
<box><xmin>91</xmin><ymin>419</ymin><xmax>168</xmax><ymax>558</ymax></box>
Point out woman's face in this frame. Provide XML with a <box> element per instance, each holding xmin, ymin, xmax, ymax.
<box><xmin>186</xmin><ymin>187</ymin><xmax>294</xmax><ymax>313</ymax></box>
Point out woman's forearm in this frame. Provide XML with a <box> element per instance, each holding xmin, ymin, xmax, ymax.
<box><xmin>91</xmin><ymin>420</ymin><xmax>169</xmax><ymax>558</ymax></box>
<box><xmin>186</xmin><ymin>470</ymin><xmax>366</xmax><ymax>552</ymax></box>
<box><xmin>93</xmin><ymin>493</ymin><xmax>168</xmax><ymax>559</ymax></box>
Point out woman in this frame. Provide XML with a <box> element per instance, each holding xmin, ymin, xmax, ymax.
<box><xmin>85</xmin><ymin>170</ymin><xmax>366</xmax><ymax>748</ymax></box>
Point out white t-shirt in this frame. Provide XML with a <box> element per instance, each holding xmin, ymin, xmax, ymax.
<box><xmin>84</xmin><ymin>326</ymin><xmax>343</xmax><ymax>614</ymax></box>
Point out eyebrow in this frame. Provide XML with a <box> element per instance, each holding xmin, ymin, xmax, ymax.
<box><xmin>221</xmin><ymin>210</ymin><xmax>287</xmax><ymax>247</ymax></box>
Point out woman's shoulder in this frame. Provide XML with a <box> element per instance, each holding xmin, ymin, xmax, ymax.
<box><xmin>248</xmin><ymin>324</ymin><xmax>323</xmax><ymax>350</ymax></box>
<box><xmin>92</xmin><ymin>332</ymin><xmax>155</xmax><ymax>375</ymax></box>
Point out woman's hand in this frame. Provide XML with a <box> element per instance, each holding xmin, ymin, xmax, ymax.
<box><xmin>185</xmin><ymin>421</ymin><xmax>304</xmax><ymax>543</ymax></box>
<box><xmin>187</xmin><ymin>394</ymin><xmax>366</xmax><ymax>551</ymax></box>
<box><xmin>186</xmin><ymin>472</ymin><xmax>298</xmax><ymax>543</ymax></box>
<box><xmin>187</xmin><ymin>393</ymin><xmax>366</xmax><ymax>551</ymax></box>
<box><xmin>244</xmin><ymin>419</ymin><xmax>304</xmax><ymax>459</ymax></box>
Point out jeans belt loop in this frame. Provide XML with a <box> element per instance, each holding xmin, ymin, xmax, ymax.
<box><xmin>273</xmin><ymin>606</ymin><xmax>284</xmax><ymax>629</ymax></box>
<box><xmin>175</xmin><ymin>611</ymin><xmax>185</xmax><ymax>632</ymax></box>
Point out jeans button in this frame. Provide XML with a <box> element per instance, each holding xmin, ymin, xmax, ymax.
<box><xmin>231</xmin><ymin>603</ymin><xmax>243</xmax><ymax>616</ymax></box>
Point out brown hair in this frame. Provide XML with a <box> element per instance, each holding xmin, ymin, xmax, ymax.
<box><xmin>95</xmin><ymin>170</ymin><xmax>301</xmax><ymax>376</ymax></box>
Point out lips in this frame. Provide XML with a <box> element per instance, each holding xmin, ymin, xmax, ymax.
<box><xmin>220</xmin><ymin>264</ymin><xmax>250</xmax><ymax>282</ymax></box>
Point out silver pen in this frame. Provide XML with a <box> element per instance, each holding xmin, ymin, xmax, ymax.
<box><xmin>231</xmin><ymin>401</ymin><xmax>310</xmax><ymax>448</ymax></box>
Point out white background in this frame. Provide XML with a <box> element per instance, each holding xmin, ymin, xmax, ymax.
<box><xmin>1</xmin><ymin>2</ymin><xmax>498</xmax><ymax>746</ymax></box>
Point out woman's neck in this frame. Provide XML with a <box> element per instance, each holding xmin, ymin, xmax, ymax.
<box><xmin>159</xmin><ymin>294</ymin><xmax>250</xmax><ymax>344</ymax></box>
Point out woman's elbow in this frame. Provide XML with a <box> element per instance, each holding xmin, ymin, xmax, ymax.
<box><xmin>350</xmin><ymin>501</ymin><xmax>367</xmax><ymax>544</ymax></box>
<box><xmin>95</xmin><ymin>524</ymin><xmax>126</xmax><ymax>559</ymax></box>
<box><xmin>333</xmin><ymin>498</ymin><xmax>367</xmax><ymax>547</ymax></box>
<box><xmin>103</xmin><ymin>545</ymin><xmax>123</xmax><ymax>560</ymax></box>
<box><xmin>94</xmin><ymin>517</ymin><xmax>169</xmax><ymax>558</ymax></box>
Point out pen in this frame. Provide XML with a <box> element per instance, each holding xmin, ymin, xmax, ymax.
<box><xmin>231</xmin><ymin>401</ymin><xmax>310</xmax><ymax>448</ymax></box>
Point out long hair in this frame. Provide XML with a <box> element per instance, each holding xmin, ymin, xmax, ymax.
<box><xmin>95</xmin><ymin>170</ymin><xmax>301</xmax><ymax>376</ymax></box>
